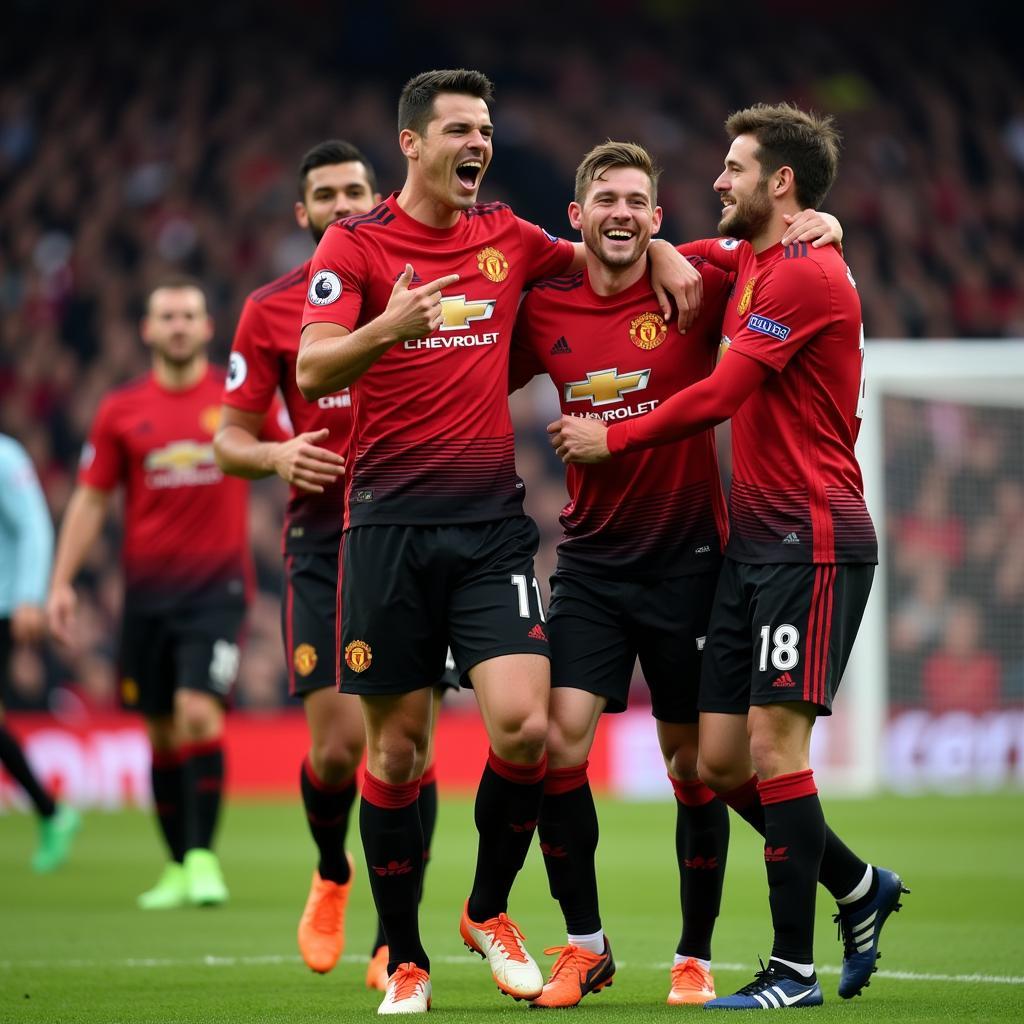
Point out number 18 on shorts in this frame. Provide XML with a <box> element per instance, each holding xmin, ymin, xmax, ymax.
<box><xmin>699</xmin><ymin>560</ymin><xmax>874</xmax><ymax>716</ymax></box>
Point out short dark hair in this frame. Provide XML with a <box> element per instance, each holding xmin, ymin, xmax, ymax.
<box><xmin>297</xmin><ymin>139</ymin><xmax>377</xmax><ymax>199</ymax></box>
<box><xmin>398</xmin><ymin>69</ymin><xmax>494</xmax><ymax>135</ymax></box>
<box><xmin>725</xmin><ymin>103</ymin><xmax>841</xmax><ymax>209</ymax></box>
<box><xmin>146</xmin><ymin>275</ymin><xmax>207</xmax><ymax>314</ymax></box>
<box><xmin>574</xmin><ymin>141</ymin><xmax>661</xmax><ymax>206</ymax></box>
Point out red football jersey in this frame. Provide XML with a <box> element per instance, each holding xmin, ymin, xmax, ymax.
<box><xmin>224</xmin><ymin>259</ymin><xmax>351</xmax><ymax>552</ymax></box>
<box><xmin>511</xmin><ymin>259</ymin><xmax>732</xmax><ymax>579</ymax></box>
<box><xmin>669</xmin><ymin>238</ymin><xmax>877</xmax><ymax>565</ymax></box>
<box><xmin>80</xmin><ymin>367</ymin><xmax>257</xmax><ymax>608</ymax></box>
<box><xmin>302</xmin><ymin>194</ymin><xmax>575</xmax><ymax>527</ymax></box>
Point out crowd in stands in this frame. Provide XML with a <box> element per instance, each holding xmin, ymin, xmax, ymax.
<box><xmin>2</xmin><ymin>2</ymin><xmax>1021</xmax><ymax>712</ymax></box>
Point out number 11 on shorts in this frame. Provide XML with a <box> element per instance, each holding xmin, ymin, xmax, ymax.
<box><xmin>511</xmin><ymin>574</ymin><xmax>546</xmax><ymax>621</ymax></box>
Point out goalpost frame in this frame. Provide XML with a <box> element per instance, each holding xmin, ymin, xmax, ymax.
<box><xmin>838</xmin><ymin>340</ymin><xmax>1024</xmax><ymax>795</ymax></box>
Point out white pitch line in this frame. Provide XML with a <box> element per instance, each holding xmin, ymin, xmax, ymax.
<box><xmin>1</xmin><ymin>953</ymin><xmax>1021</xmax><ymax>985</ymax></box>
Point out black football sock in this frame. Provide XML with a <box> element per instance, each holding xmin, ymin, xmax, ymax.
<box><xmin>672</xmin><ymin>777</ymin><xmax>729</xmax><ymax>962</ymax></box>
<box><xmin>759</xmin><ymin>770</ymin><xmax>824</xmax><ymax>972</ymax></box>
<box><xmin>719</xmin><ymin>773</ymin><xmax>869</xmax><ymax>901</ymax></box>
<box><xmin>361</xmin><ymin>772</ymin><xmax>428</xmax><ymax>974</ymax></box>
<box><xmin>0</xmin><ymin>725</ymin><xmax>56</xmax><ymax>818</ymax></box>
<box><xmin>181</xmin><ymin>739</ymin><xmax>224</xmax><ymax>851</ymax></box>
<box><xmin>538</xmin><ymin>762</ymin><xmax>601</xmax><ymax>935</ymax></box>
<box><xmin>371</xmin><ymin>763</ymin><xmax>439</xmax><ymax>954</ymax></box>
<box><xmin>300</xmin><ymin>755</ymin><xmax>356</xmax><ymax>885</ymax></box>
<box><xmin>466</xmin><ymin>748</ymin><xmax>546</xmax><ymax>923</ymax></box>
<box><xmin>150</xmin><ymin>747</ymin><xmax>186</xmax><ymax>862</ymax></box>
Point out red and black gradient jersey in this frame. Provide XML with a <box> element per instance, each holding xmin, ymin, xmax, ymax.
<box><xmin>301</xmin><ymin>193</ymin><xmax>576</xmax><ymax>528</ymax></box>
<box><xmin>675</xmin><ymin>237</ymin><xmax>877</xmax><ymax>565</ymax></box>
<box><xmin>79</xmin><ymin>366</ymin><xmax>284</xmax><ymax>609</ymax></box>
<box><xmin>511</xmin><ymin>258</ymin><xmax>732</xmax><ymax>580</ymax></box>
<box><xmin>224</xmin><ymin>259</ymin><xmax>351</xmax><ymax>553</ymax></box>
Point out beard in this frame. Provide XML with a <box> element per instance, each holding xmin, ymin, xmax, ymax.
<box><xmin>717</xmin><ymin>183</ymin><xmax>772</xmax><ymax>240</ymax></box>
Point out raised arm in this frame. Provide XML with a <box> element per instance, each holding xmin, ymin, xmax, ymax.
<box><xmin>297</xmin><ymin>265</ymin><xmax>459</xmax><ymax>398</ymax></box>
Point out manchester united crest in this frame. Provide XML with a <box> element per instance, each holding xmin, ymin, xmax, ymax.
<box><xmin>121</xmin><ymin>677</ymin><xmax>139</xmax><ymax>706</ymax></box>
<box><xmin>629</xmin><ymin>312</ymin><xmax>668</xmax><ymax>351</ymax></box>
<box><xmin>344</xmin><ymin>640</ymin><xmax>372</xmax><ymax>673</ymax></box>
<box><xmin>293</xmin><ymin>643</ymin><xmax>318</xmax><ymax>677</ymax></box>
<box><xmin>200</xmin><ymin>405</ymin><xmax>222</xmax><ymax>435</ymax></box>
<box><xmin>477</xmin><ymin>246</ymin><xmax>509</xmax><ymax>283</ymax></box>
<box><xmin>737</xmin><ymin>277</ymin><xmax>756</xmax><ymax>317</ymax></box>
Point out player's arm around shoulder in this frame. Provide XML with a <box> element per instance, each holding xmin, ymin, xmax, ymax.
<box><xmin>297</xmin><ymin>262</ymin><xmax>460</xmax><ymax>398</ymax></box>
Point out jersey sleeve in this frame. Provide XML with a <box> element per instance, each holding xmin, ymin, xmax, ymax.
<box><xmin>301</xmin><ymin>225</ymin><xmax>368</xmax><ymax>332</ymax></box>
<box><xmin>678</xmin><ymin>237</ymin><xmax>743</xmax><ymax>272</ymax></box>
<box><xmin>78</xmin><ymin>396</ymin><xmax>124</xmax><ymax>492</ymax></box>
<box><xmin>509</xmin><ymin>294</ymin><xmax>546</xmax><ymax>393</ymax></box>
<box><xmin>223</xmin><ymin>297</ymin><xmax>282</xmax><ymax>413</ymax></box>
<box><xmin>729</xmin><ymin>259</ymin><xmax>831</xmax><ymax>372</ymax></box>
<box><xmin>517</xmin><ymin>218</ymin><xmax>576</xmax><ymax>285</ymax></box>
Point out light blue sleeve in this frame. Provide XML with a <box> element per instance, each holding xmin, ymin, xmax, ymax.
<box><xmin>0</xmin><ymin>436</ymin><xmax>55</xmax><ymax>609</ymax></box>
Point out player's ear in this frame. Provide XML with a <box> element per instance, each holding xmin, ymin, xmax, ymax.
<box><xmin>651</xmin><ymin>205</ymin><xmax>663</xmax><ymax>236</ymax></box>
<box><xmin>399</xmin><ymin>128</ymin><xmax>419</xmax><ymax>161</ymax></box>
<box><xmin>568</xmin><ymin>201</ymin><xmax>583</xmax><ymax>231</ymax></box>
<box><xmin>295</xmin><ymin>201</ymin><xmax>310</xmax><ymax>230</ymax></box>
<box><xmin>773</xmin><ymin>165</ymin><xmax>795</xmax><ymax>199</ymax></box>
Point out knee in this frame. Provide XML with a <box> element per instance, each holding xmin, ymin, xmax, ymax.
<box><xmin>309</xmin><ymin>736</ymin><xmax>362</xmax><ymax>785</ymax></box>
<box><xmin>545</xmin><ymin>716</ymin><xmax>590</xmax><ymax>770</ymax></box>
<box><xmin>490</xmin><ymin>709</ymin><xmax>548</xmax><ymax>765</ymax></box>
<box><xmin>660</xmin><ymin>730</ymin><xmax>700</xmax><ymax>780</ymax></box>
<box><xmin>175</xmin><ymin>692</ymin><xmax>222</xmax><ymax>742</ymax></box>
<box><xmin>697</xmin><ymin>753</ymin><xmax>742</xmax><ymax>794</ymax></box>
<box><xmin>366</xmin><ymin>731</ymin><xmax>430</xmax><ymax>784</ymax></box>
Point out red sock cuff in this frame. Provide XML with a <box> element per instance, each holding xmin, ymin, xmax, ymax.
<box><xmin>544</xmin><ymin>761</ymin><xmax>589</xmax><ymax>796</ymax></box>
<box><xmin>151</xmin><ymin>749</ymin><xmax>183</xmax><ymax>770</ymax></box>
<box><xmin>302</xmin><ymin>755</ymin><xmax>356</xmax><ymax>794</ymax></box>
<box><xmin>487</xmin><ymin>748</ymin><xmax>547</xmax><ymax>785</ymax></box>
<box><xmin>420</xmin><ymin>762</ymin><xmax>437</xmax><ymax>788</ymax></box>
<box><xmin>671</xmin><ymin>776</ymin><xmax>717</xmax><ymax>806</ymax></box>
<box><xmin>362</xmin><ymin>771</ymin><xmax>421</xmax><ymax>809</ymax></box>
<box><xmin>719</xmin><ymin>774</ymin><xmax>761</xmax><ymax>812</ymax></box>
<box><xmin>757</xmin><ymin>769</ymin><xmax>818</xmax><ymax>806</ymax></box>
<box><xmin>178</xmin><ymin>738</ymin><xmax>223</xmax><ymax>760</ymax></box>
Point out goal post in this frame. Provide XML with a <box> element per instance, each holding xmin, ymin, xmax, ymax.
<box><xmin>826</xmin><ymin>341</ymin><xmax>1024</xmax><ymax>795</ymax></box>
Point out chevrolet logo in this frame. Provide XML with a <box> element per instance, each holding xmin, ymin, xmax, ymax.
<box><xmin>144</xmin><ymin>441</ymin><xmax>215</xmax><ymax>470</ymax></box>
<box><xmin>439</xmin><ymin>294</ymin><xmax>496</xmax><ymax>331</ymax></box>
<box><xmin>564</xmin><ymin>368</ymin><xmax>651</xmax><ymax>407</ymax></box>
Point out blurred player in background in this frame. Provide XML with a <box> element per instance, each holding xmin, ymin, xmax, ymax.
<box><xmin>0</xmin><ymin>433</ymin><xmax>80</xmax><ymax>871</ymax></box>
<box><xmin>552</xmin><ymin>103</ymin><xmax>908</xmax><ymax>1011</ymax></box>
<box><xmin>511</xmin><ymin>141</ymin><xmax>842</xmax><ymax>1009</ymax></box>
<box><xmin>48</xmin><ymin>278</ymin><xmax>284</xmax><ymax>909</ymax></box>
<box><xmin>215</xmin><ymin>140</ymin><xmax>455</xmax><ymax>985</ymax></box>
<box><xmin>297</xmin><ymin>67</ymin><xmax>701</xmax><ymax>1013</ymax></box>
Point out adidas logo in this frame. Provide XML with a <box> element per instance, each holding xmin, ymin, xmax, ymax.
<box><xmin>509</xmin><ymin>819</ymin><xmax>538</xmax><ymax>833</ymax></box>
<box><xmin>782</xmin><ymin>532</ymin><xmax>800</xmax><ymax>544</ymax></box>
<box><xmin>550</xmin><ymin>336</ymin><xmax>572</xmax><ymax>355</ymax></box>
<box><xmin>540</xmin><ymin>842</ymin><xmax>568</xmax><ymax>858</ymax></box>
<box><xmin>684</xmin><ymin>855</ymin><xmax>719</xmax><ymax>870</ymax></box>
<box><xmin>764</xmin><ymin>845</ymin><xmax>790</xmax><ymax>863</ymax></box>
<box><xmin>528</xmin><ymin>623</ymin><xmax>548</xmax><ymax>641</ymax></box>
<box><xmin>373</xmin><ymin>859</ymin><xmax>413</xmax><ymax>876</ymax></box>
<box><xmin>772</xmin><ymin>672</ymin><xmax>797</xmax><ymax>688</ymax></box>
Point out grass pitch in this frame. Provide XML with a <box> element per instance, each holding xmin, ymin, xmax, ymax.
<box><xmin>1</xmin><ymin>792</ymin><xmax>1022</xmax><ymax>1022</ymax></box>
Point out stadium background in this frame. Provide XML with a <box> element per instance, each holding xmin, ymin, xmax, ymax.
<box><xmin>2</xmin><ymin>0</ymin><xmax>1023</xmax><ymax>802</ymax></box>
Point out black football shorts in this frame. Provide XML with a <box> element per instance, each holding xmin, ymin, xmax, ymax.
<box><xmin>699</xmin><ymin>558</ymin><xmax>874</xmax><ymax>716</ymax></box>
<box><xmin>118</xmin><ymin>600</ymin><xmax>246</xmax><ymax>716</ymax></box>
<box><xmin>337</xmin><ymin>517</ymin><xmax>549</xmax><ymax>695</ymax></box>
<box><xmin>547</xmin><ymin>567</ymin><xmax>720</xmax><ymax>723</ymax></box>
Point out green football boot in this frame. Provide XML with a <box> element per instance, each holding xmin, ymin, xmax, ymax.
<box><xmin>31</xmin><ymin>804</ymin><xmax>81</xmax><ymax>873</ymax></box>
<box><xmin>137</xmin><ymin>862</ymin><xmax>188</xmax><ymax>909</ymax></box>
<box><xmin>184</xmin><ymin>848</ymin><xmax>229</xmax><ymax>906</ymax></box>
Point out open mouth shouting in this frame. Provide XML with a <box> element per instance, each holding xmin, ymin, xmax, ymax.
<box><xmin>455</xmin><ymin>159</ymin><xmax>483</xmax><ymax>190</ymax></box>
